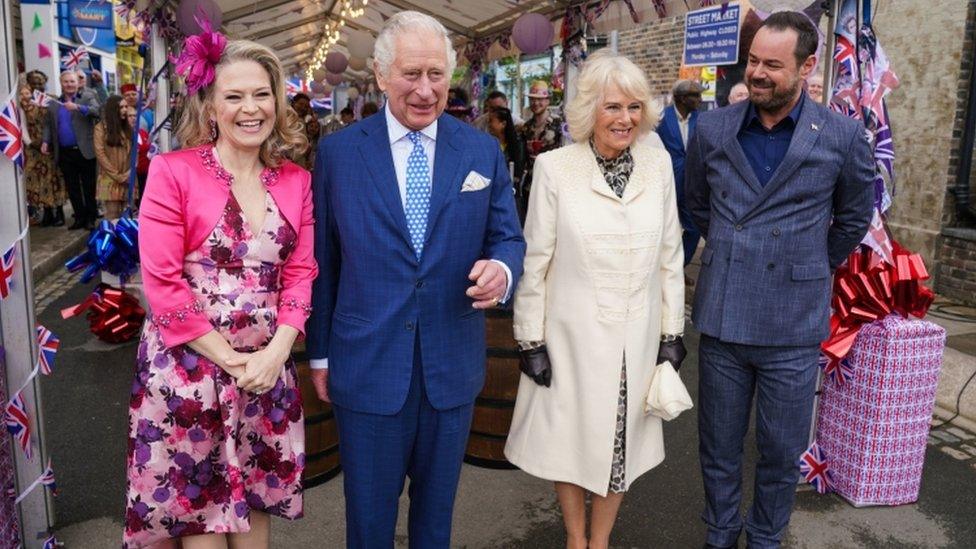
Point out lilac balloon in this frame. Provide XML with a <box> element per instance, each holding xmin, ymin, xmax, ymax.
<box><xmin>176</xmin><ymin>0</ymin><xmax>223</xmax><ymax>35</ymax></box>
<box><xmin>325</xmin><ymin>52</ymin><xmax>349</xmax><ymax>74</ymax></box>
<box><xmin>512</xmin><ymin>13</ymin><xmax>554</xmax><ymax>55</ymax></box>
<box><xmin>310</xmin><ymin>80</ymin><xmax>326</xmax><ymax>94</ymax></box>
<box><xmin>325</xmin><ymin>72</ymin><xmax>344</xmax><ymax>86</ymax></box>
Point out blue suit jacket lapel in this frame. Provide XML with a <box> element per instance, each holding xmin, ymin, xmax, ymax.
<box><xmin>662</xmin><ymin>106</ymin><xmax>682</xmax><ymax>153</ymax></box>
<box><xmin>424</xmin><ymin>114</ymin><xmax>463</xmax><ymax>246</ymax></box>
<box><xmin>742</xmin><ymin>95</ymin><xmax>826</xmax><ymax>222</ymax></box>
<box><xmin>358</xmin><ymin>114</ymin><xmax>412</xmax><ymax>249</ymax></box>
<box><xmin>720</xmin><ymin>101</ymin><xmax>764</xmax><ymax>194</ymax></box>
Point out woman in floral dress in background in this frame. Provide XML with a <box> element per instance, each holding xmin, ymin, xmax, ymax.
<box><xmin>124</xmin><ymin>26</ymin><xmax>315</xmax><ymax>548</ymax></box>
<box><xmin>18</xmin><ymin>80</ymin><xmax>66</xmax><ymax>226</ymax></box>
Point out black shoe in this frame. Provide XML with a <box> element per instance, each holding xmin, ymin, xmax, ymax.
<box><xmin>40</xmin><ymin>207</ymin><xmax>54</xmax><ymax>227</ymax></box>
<box><xmin>52</xmin><ymin>207</ymin><xmax>65</xmax><ymax>227</ymax></box>
<box><xmin>68</xmin><ymin>219</ymin><xmax>87</xmax><ymax>230</ymax></box>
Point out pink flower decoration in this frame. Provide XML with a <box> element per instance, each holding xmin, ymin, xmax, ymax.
<box><xmin>172</xmin><ymin>15</ymin><xmax>226</xmax><ymax>95</ymax></box>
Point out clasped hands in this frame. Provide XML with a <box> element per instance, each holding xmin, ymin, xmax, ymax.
<box><xmin>219</xmin><ymin>347</ymin><xmax>289</xmax><ymax>395</ymax></box>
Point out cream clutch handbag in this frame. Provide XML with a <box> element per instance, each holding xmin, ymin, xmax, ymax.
<box><xmin>644</xmin><ymin>361</ymin><xmax>693</xmax><ymax>421</ymax></box>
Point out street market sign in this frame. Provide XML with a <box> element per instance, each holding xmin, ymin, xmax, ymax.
<box><xmin>68</xmin><ymin>0</ymin><xmax>114</xmax><ymax>30</ymax></box>
<box><xmin>683</xmin><ymin>4</ymin><xmax>741</xmax><ymax>67</ymax></box>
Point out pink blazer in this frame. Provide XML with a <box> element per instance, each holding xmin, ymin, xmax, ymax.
<box><xmin>139</xmin><ymin>144</ymin><xmax>318</xmax><ymax>348</ymax></box>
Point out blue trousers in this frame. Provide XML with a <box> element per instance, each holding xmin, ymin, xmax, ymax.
<box><xmin>677</xmin><ymin>195</ymin><xmax>701</xmax><ymax>266</ymax></box>
<box><xmin>697</xmin><ymin>334</ymin><xmax>819</xmax><ymax>549</ymax></box>
<box><xmin>332</xmin><ymin>336</ymin><xmax>475</xmax><ymax>548</ymax></box>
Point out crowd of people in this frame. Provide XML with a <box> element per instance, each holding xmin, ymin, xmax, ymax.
<box><xmin>12</xmin><ymin>8</ymin><xmax>874</xmax><ymax>549</ymax></box>
<box><xmin>19</xmin><ymin>68</ymin><xmax>151</xmax><ymax>228</ymax></box>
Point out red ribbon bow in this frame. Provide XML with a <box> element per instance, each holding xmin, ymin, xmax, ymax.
<box><xmin>61</xmin><ymin>283</ymin><xmax>145</xmax><ymax>343</ymax></box>
<box><xmin>821</xmin><ymin>242</ymin><xmax>934</xmax><ymax>362</ymax></box>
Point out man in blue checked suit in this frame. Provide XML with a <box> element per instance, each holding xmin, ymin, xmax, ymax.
<box><xmin>306</xmin><ymin>11</ymin><xmax>525</xmax><ymax>548</ymax></box>
<box><xmin>685</xmin><ymin>12</ymin><xmax>874</xmax><ymax>549</ymax></box>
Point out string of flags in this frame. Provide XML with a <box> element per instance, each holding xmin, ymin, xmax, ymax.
<box><xmin>799</xmin><ymin>442</ymin><xmax>834</xmax><ymax>494</ymax></box>
<box><xmin>1</xmin><ymin>89</ymin><xmax>24</xmax><ymax>170</ymax></box>
<box><xmin>1</xmin><ymin>226</ymin><xmax>29</xmax><ymax>302</ymax></box>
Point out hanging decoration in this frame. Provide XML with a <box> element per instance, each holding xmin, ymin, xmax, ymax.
<box><xmin>61</xmin><ymin>284</ymin><xmax>146</xmax><ymax>343</ymax></box>
<box><xmin>176</xmin><ymin>0</ymin><xmax>223</xmax><ymax>35</ymax></box>
<box><xmin>346</xmin><ymin>30</ymin><xmax>375</xmax><ymax>59</ymax></box>
<box><xmin>798</xmin><ymin>442</ymin><xmax>834</xmax><ymax>494</ymax></box>
<box><xmin>13</xmin><ymin>459</ymin><xmax>57</xmax><ymax>504</ymax></box>
<box><xmin>31</xmin><ymin>13</ymin><xmax>42</xmax><ymax>31</ymax></box>
<box><xmin>325</xmin><ymin>72</ymin><xmax>344</xmax><ymax>86</ymax></box>
<box><xmin>304</xmin><ymin>0</ymin><xmax>370</xmax><ymax>81</ymax></box>
<box><xmin>3</xmin><ymin>393</ymin><xmax>31</xmax><ymax>460</ymax></box>
<box><xmin>512</xmin><ymin>12</ymin><xmax>554</xmax><ymax>55</ymax></box>
<box><xmin>1</xmin><ymin>90</ymin><xmax>24</xmax><ymax>169</ymax></box>
<box><xmin>348</xmin><ymin>56</ymin><xmax>368</xmax><ymax>71</ymax></box>
<box><xmin>652</xmin><ymin>0</ymin><xmax>668</xmax><ymax>19</ymax></box>
<box><xmin>38</xmin><ymin>43</ymin><xmax>52</xmax><ymax>59</ymax></box>
<box><xmin>60</xmin><ymin>46</ymin><xmax>90</xmax><ymax>70</ymax></box>
<box><xmin>325</xmin><ymin>51</ymin><xmax>349</xmax><ymax>74</ymax></box>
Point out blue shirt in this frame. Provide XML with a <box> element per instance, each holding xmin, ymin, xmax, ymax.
<box><xmin>55</xmin><ymin>94</ymin><xmax>90</xmax><ymax>148</ymax></box>
<box><xmin>737</xmin><ymin>95</ymin><xmax>804</xmax><ymax>187</ymax></box>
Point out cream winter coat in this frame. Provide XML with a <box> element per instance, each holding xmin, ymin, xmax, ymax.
<box><xmin>504</xmin><ymin>141</ymin><xmax>685</xmax><ymax>495</ymax></box>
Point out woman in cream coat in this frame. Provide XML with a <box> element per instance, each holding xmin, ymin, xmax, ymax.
<box><xmin>505</xmin><ymin>51</ymin><xmax>686</xmax><ymax>549</ymax></box>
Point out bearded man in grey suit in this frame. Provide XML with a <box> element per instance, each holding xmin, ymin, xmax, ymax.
<box><xmin>685</xmin><ymin>11</ymin><xmax>875</xmax><ymax>549</ymax></box>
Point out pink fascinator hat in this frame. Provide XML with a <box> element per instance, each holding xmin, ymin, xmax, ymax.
<box><xmin>173</xmin><ymin>15</ymin><xmax>227</xmax><ymax>95</ymax></box>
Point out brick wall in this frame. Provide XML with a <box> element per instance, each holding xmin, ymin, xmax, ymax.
<box><xmin>616</xmin><ymin>16</ymin><xmax>685</xmax><ymax>100</ymax></box>
<box><xmin>938</xmin><ymin>229</ymin><xmax>976</xmax><ymax>305</ymax></box>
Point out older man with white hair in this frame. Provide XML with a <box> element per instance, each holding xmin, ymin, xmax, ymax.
<box><xmin>307</xmin><ymin>11</ymin><xmax>525</xmax><ymax>547</ymax></box>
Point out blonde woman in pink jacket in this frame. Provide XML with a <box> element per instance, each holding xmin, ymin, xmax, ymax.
<box><xmin>123</xmin><ymin>26</ymin><xmax>316</xmax><ymax>549</ymax></box>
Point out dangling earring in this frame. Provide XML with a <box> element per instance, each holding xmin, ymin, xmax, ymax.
<box><xmin>209</xmin><ymin>119</ymin><xmax>217</xmax><ymax>141</ymax></box>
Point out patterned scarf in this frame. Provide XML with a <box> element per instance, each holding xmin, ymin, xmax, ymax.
<box><xmin>590</xmin><ymin>141</ymin><xmax>633</xmax><ymax>198</ymax></box>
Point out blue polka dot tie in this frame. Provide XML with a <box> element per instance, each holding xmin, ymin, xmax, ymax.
<box><xmin>405</xmin><ymin>131</ymin><xmax>431</xmax><ymax>258</ymax></box>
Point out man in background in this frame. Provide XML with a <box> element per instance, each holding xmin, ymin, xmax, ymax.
<box><xmin>658</xmin><ymin>79</ymin><xmax>704</xmax><ymax>266</ymax></box>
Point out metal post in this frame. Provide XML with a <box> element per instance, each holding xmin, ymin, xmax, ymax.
<box><xmin>0</xmin><ymin>0</ymin><xmax>54</xmax><ymax>545</ymax></box>
<box><xmin>151</xmin><ymin>20</ymin><xmax>171</xmax><ymax>152</ymax></box>
<box><xmin>609</xmin><ymin>29</ymin><xmax>619</xmax><ymax>53</ymax></box>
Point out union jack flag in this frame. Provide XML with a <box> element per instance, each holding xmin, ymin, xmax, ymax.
<box><xmin>32</xmin><ymin>90</ymin><xmax>53</xmax><ymax>107</ymax></box>
<box><xmin>37</xmin><ymin>324</ymin><xmax>60</xmax><ymax>376</ymax></box>
<box><xmin>40</xmin><ymin>459</ymin><xmax>57</xmax><ymax>495</ymax></box>
<box><xmin>286</xmin><ymin>77</ymin><xmax>309</xmax><ymax>97</ymax></box>
<box><xmin>819</xmin><ymin>353</ymin><xmax>855</xmax><ymax>385</ymax></box>
<box><xmin>61</xmin><ymin>46</ymin><xmax>89</xmax><ymax>70</ymax></box>
<box><xmin>799</xmin><ymin>441</ymin><xmax>834</xmax><ymax>494</ymax></box>
<box><xmin>1</xmin><ymin>245</ymin><xmax>16</xmax><ymax>299</ymax></box>
<box><xmin>4</xmin><ymin>391</ymin><xmax>33</xmax><ymax>460</ymax></box>
<box><xmin>0</xmin><ymin>92</ymin><xmax>24</xmax><ymax>168</ymax></box>
<box><xmin>43</xmin><ymin>535</ymin><xmax>62</xmax><ymax>549</ymax></box>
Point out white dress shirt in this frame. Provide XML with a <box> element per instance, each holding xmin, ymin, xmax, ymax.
<box><xmin>310</xmin><ymin>105</ymin><xmax>512</xmax><ymax>370</ymax></box>
<box><xmin>677</xmin><ymin>108</ymin><xmax>691</xmax><ymax>148</ymax></box>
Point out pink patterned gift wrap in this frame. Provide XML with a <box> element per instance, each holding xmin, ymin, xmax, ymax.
<box><xmin>815</xmin><ymin>314</ymin><xmax>946</xmax><ymax>507</ymax></box>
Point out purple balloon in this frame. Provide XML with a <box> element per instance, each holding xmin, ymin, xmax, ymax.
<box><xmin>325</xmin><ymin>52</ymin><xmax>349</xmax><ymax>74</ymax></box>
<box><xmin>512</xmin><ymin>13</ymin><xmax>554</xmax><ymax>55</ymax></box>
<box><xmin>176</xmin><ymin>0</ymin><xmax>223</xmax><ymax>35</ymax></box>
<box><xmin>325</xmin><ymin>72</ymin><xmax>344</xmax><ymax>86</ymax></box>
<box><xmin>310</xmin><ymin>80</ymin><xmax>326</xmax><ymax>94</ymax></box>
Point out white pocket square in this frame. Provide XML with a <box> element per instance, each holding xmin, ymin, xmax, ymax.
<box><xmin>461</xmin><ymin>171</ymin><xmax>491</xmax><ymax>192</ymax></box>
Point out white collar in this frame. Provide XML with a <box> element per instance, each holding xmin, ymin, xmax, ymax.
<box><xmin>385</xmin><ymin>103</ymin><xmax>438</xmax><ymax>145</ymax></box>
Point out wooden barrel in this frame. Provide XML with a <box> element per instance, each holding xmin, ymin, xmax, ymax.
<box><xmin>292</xmin><ymin>344</ymin><xmax>342</xmax><ymax>488</ymax></box>
<box><xmin>464</xmin><ymin>308</ymin><xmax>521</xmax><ymax>469</ymax></box>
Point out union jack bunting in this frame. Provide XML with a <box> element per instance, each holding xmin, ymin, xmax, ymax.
<box><xmin>40</xmin><ymin>459</ymin><xmax>57</xmax><ymax>494</ymax></box>
<box><xmin>60</xmin><ymin>46</ymin><xmax>89</xmax><ymax>70</ymax></box>
<box><xmin>37</xmin><ymin>324</ymin><xmax>60</xmax><ymax>376</ymax></box>
<box><xmin>4</xmin><ymin>391</ymin><xmax>33</xmax><ymax>459</ymax></box>
<box><xmin>819</xmin><ymin>353</ymin><xmax>855</xmax><ymax>386</ymax></box>
<box><xmin>32</xmin><ymin>90</ymin><xmax>53</xmax><ymax>107</ymax></box>
<box><xmin>0</xmin><ymin>92</ymin><xmax>24</xmax><ymax>168</ymax></box>
<box><xmin>43</xmin><ymin>535</ymin><xmax>62</xmax><ymax>549</ymax></box>
<box><xmin>1</xmin><ymin>245</ymin><xmax>16</xmax><ymax>299</ymax></box>
<box><xmin>799</xmin><ymin>441</ymin><xmax>834</xmax><ymax>494</ymax></box>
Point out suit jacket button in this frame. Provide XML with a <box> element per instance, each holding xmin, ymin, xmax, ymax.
<box><xmin>406</xmin><ymin>322</ymin><xmax>414</xmax><ymax>331</ymax></box>
<box><xmin>735</xmin><ymin>224</ymin><xmax>743</xmax><ymax>231</ymax></box>
<box><xmin>767</xmin><ymin>262</ymin><xmax>775</xmax><ymax>270</ymax></box>
<box><xmin>772</xmin><ymin>228</ymin><xmax>781</xmax><ymax>236</ymax></box>
<box><xmin>416</xmin><ymin>280</ymin><xmax>425</xmax><ymax>288</ymax></box>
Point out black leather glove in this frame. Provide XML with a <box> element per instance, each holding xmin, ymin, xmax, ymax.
<box><xmin>656</xmin><ymin>336</ymin><xmax>687</xmax><ymax>371</ymax></box>
<box><xmin>518</xmin><ymin>345</ymin><xmax>552</xmax><ymax>387</ymax></box>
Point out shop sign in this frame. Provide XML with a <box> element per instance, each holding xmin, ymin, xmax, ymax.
<box><xmin>68</xmin><ymin>0</ymin><xmax>113</xmax><ymax>30</ymax></box>
<box><xmin>683</xmin><ymin>4</ymin><xmax>741</xmax><ymax>67</ymax></box>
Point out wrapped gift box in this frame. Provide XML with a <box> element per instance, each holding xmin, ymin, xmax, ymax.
<box><xmin>816</xmin><ymin>314</ymin><xmax>946</xmax><ymax>507</ymax></box>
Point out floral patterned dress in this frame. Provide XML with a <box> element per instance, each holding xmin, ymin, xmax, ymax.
<box><xmin>21</xmin><ymin>100</ymin><xmax>66</xmax><ymax>210</ymax></box>
<box><xmin>124</xmin><ymin>189</ymin><xmax>305</xmax><ymax>547</ymax></box>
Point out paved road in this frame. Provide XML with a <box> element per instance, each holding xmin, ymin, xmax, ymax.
<box><xmin>37</xmin><ymin>272</ymin><xmax>976</xmax><ymax>548</ymax></box>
